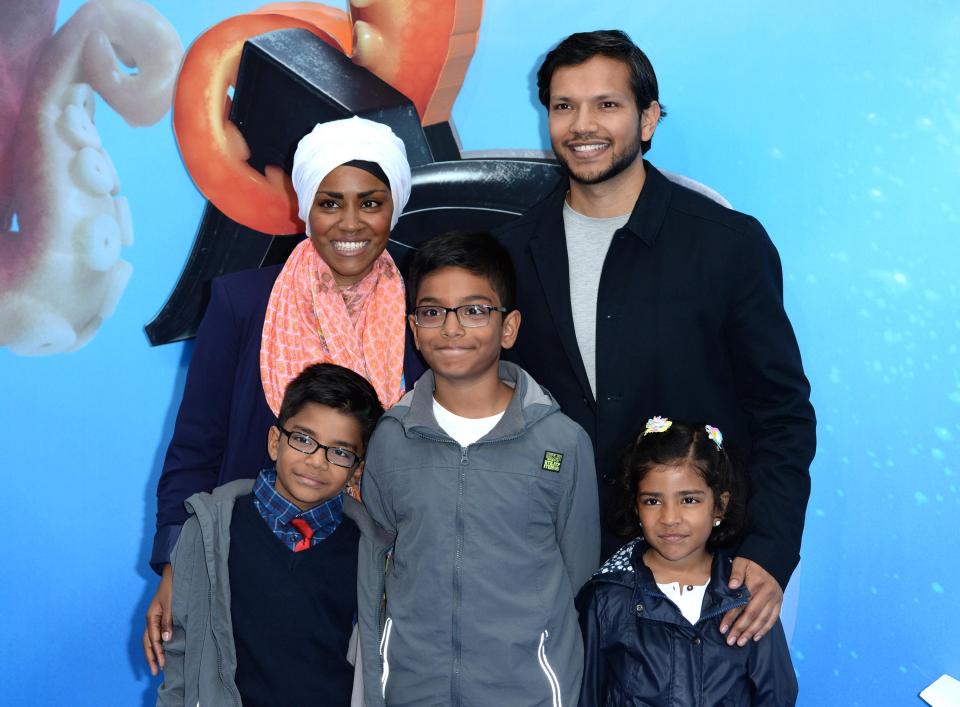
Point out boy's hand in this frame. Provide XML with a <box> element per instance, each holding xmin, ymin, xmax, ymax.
<box><xmin>720</xmin><ymin>558</ymin><xmax>782</xmax><ymax>647</ymax></box>
<box><xmin>143</xmin><ymin>564</ymin><xmax>173</xmax><ymax>676</ymax></box>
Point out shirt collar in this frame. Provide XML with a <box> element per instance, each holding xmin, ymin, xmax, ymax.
<box><xmin>252</xmin><ymin>468</ymin><xmax>344</xmax><ymax>535</ymax></box>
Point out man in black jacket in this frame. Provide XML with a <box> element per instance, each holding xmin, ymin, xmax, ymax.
<box><xmin>497</xmin><ymin>30</ymin><xmax>816</xmax><ymax>648</ymax></box>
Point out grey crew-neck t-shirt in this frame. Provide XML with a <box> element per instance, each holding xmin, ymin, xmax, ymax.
<box><xmin>562</xmin><ymin>200</ymin><xmax>631</xmax><ymax>397</ymax></box>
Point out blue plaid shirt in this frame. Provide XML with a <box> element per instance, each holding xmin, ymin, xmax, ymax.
<box><xmin>252</xmin><ymin>469</ymin><xmax>344</xmax><ymax>551</ymax></box>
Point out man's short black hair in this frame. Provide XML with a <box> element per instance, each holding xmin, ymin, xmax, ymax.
<box><xmin>278</xmin><ymin>363</ymin><xmax>384</xmax><ymax>447</ymax></box>
<box><xmin>408</xmin><ymin>231</ymin><xmax>516</xmax><ymax>312</ymax></box>
<box><xmin>537</xmin><ymin>29</ymin><xmax>666</xmax><ymax>154</ymax></box>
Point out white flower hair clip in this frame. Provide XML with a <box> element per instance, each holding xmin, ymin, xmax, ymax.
<box><xmin>643</xmin><ymin>416</ymin><xmax>673</xmax><ymax>435</ymax></box>
<box><xmin>705</xmin><ymin>424</ymin><xmax>724</xmax><ymax>450</ymax></box>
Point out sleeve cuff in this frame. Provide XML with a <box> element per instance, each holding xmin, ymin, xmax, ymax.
<box><xmin>150</xmin><ymin>524</ymin><xmax>184</xmax><ymax>575</ymax></box>
<box><xmin>734</xmin><ymin>536</ymin><xmax>799</xmax><ymax>590</ymax></box>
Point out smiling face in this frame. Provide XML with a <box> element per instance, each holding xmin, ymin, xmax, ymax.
<box><xmin>409</xmin><ymin>266</ymin><xmax>520</xmax><ymax>388</ymax></box>
<box><xmin>636</xmin><ymin>462</ymin><xmax>729</xmax><ymax>576</ymax></box>
<box><xmin>547</xmin><ymin>55</ymin><xmax>659</xmax><ymax>186</ymax></box>
<box><xmin>267</xmin><ymin>402</ymin><xmax>364</xmax><ymax>511</ymax></box>
<box><xmin>307</xmin><ymin>164</ymin><xmax>393</xmax><ymax>286</ymax></box>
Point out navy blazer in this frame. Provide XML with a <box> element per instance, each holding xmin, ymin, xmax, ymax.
<box><xmin>151</xmin><ymin>265</ymin><xmax>425</xmax><ymax>570</ymax></box>
<box><xmin>497</xmin><ymin>163</ymin><xmax>816</xmax><ymax>588</ymax></box>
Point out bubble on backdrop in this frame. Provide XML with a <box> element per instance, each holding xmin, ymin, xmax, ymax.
<box><xmin>0</xmin><ymin>1</ymin><xmax>957</xmax><ymax>705</ymax></box>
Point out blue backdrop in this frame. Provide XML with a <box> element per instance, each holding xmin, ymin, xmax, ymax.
<box><xmin>1</xmin><ymin>1</ymin><xmax>957</xmax><ymax>704</ymax></box>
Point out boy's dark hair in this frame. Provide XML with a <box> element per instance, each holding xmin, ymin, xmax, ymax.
<box><xmin>278</xmin><ymin>363</ymin><xmax>384</xmax><ymax>447</ymax></box>
<box><xmin>537</xmin><ymin>29</ymin><xmax>666</xmax><ymax>154</ymax></box>
<box><xmin>407</xmin><ymin>231</ymin><xmax>516</xmax><ymax>312</ymax></box>
<box><xmin>608</xmin><ymin>420</ymin><xmax>746</xmax><ymax>549</ymax></box>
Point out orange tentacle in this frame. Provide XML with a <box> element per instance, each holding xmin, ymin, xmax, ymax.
<box><xmin>172</xmin><ymin>11</ymin><xmax>351</xmax><ymax>235</ymax></box>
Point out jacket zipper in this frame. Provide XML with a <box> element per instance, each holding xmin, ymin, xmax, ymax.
<box><xmin>377</xmin><ymin>546</ymin><xmax>393</xmax><ymax>638</ymax></box>
<box><xmin>697</xmin><ymin>595</ymin><xmax>749</xmax><ymax>624</ymax></box>
<box><xmin>537</xmin><ymin>630</ymin><xmax>563</xmax><ymax>707</ymax></box>
<box><xmin>209</xmin><ymin>589</ymin><xmax>239</xmax><ymax>705</ymax></box>
<box><xmin>452</xmin><ymin>444</ymin><xmax>468</xmax><ymax>706</ymax></box>
<box><xmin>407</xmin><ymin>427</ymin><xmax>529</xmax><ymax>705</ymax></box>
<box><xmin>411</xmin><ymin>430</ymin><xmax>468</xmax><ymax>705</ymax></box>
<box><xmin>380</xmin><ymin>616</ymin><xmax>394</xmax><ymax>699</ymax></box>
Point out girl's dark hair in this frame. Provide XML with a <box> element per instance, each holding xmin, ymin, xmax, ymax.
<box><xmin>278</xmin><ymin>363</ymin><xmax>384</xmax><ymax>447</ymax></box>
<box><xmin>608</xmin><ymin>420</ymin><xmax>746</xmax><ymax>549</ymax></box>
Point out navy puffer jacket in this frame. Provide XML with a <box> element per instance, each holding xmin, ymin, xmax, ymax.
<box><xmin>576</xmin><ymin>538</ymin><xmax>798</xmax><ymax>706</ymax></box>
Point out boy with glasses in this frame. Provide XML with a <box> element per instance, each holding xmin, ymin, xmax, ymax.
<box><xmin>357</xmin><ymin>231</ymin><xmax>600</xmax><ymax>707</ymax></box>
<box><xmin>157</xmin><ymin>363</ymin><xmax>391</xmax><ymax>707</ymax></box>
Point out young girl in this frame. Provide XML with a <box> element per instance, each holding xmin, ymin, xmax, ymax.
<box><xmin>577</xmin><ymin>417</ymin><xmax>798</xmax><ymax>706</ymax></box>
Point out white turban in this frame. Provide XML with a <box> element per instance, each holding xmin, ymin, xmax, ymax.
<box><xmin>291</xmin><ymin>116</ymin><xmax>412</xmax><ymax>232</ymax></box>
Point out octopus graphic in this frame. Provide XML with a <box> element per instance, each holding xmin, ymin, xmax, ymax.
<box><xmin>0</xmin><ymin>0</ymin><xmax>181</xmax><ymax>355</ymax></box>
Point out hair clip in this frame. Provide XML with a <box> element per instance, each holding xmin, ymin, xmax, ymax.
<box><xmin>643</xmin><ymin>416</ymin><xmax>672</xmax><ymax>435</ymax></box>
<box><xmin>705</xmin><ymin>424</ymin><xmax>723</xmax><ymax>450</ymax></box>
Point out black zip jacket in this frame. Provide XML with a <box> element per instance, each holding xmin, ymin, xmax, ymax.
<box><xmin>576</xmin><ymin>539</ymin><xmax>798</xmax><ymax>706</ymax></box>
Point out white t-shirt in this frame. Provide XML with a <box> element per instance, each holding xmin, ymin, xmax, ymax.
<box><xmin>433</xmin><ymin>398</ymin><xmax>505</xmax><ymax>448</ymax></box>
<box><xmin>562</xmin><ymin>201</ymin><xmax>631</xmax><ymax>396</ymax></box>
<box><xmin>656</xmin><ymin>579</ymin><xmax>710</xmax><ymax>625</ymax></box>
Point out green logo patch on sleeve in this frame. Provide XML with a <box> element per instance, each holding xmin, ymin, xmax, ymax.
<box><xmin>542</xmin><ymin>451</ymin><xmax>564</xmax><ymax>472</ymax></box>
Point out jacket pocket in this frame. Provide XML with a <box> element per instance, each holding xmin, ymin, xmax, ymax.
<box><xmin>537</xmin><ymin>629</ymin><xmax>563</xmax><ymax>707</ymax></box>
<box><xmin>380</xmin><ymin>616</ymin><xmax>394</xmax><ymax>699</ymax></box>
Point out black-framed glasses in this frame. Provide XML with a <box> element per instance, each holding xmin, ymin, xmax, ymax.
<box><xmin>412</xmin><ymin>304</ymin><xmax>508</xmax><ymax>328</ymax></box>
<box><xmin>277</xmin><ymin>426</ymin><xmax>361</xmax><ymax>468</ymax></box>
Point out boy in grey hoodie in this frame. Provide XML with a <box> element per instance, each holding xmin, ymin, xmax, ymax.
<box><xmin>156</xmin><ymin>363</ymin><xmax>391</xmax><ymax>707</ymax></box>
<box><xmin>358</xmin><ymin>232</ymin><xmax>600</xmax><ymax>707</ymax></box>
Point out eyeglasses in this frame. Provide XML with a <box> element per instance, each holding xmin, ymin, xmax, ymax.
<box><xmin>276</xmin><ymin>426</ymin><xmax>361</xmax><ymax>468</ymax></box>
<box><xmin>412</xmin><ymin>304</ymin><xmax>508</xmax><ymax>328</ymax></box>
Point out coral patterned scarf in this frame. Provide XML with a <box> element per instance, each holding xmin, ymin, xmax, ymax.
<box><xmin>260</xmin><ymin>238</ymin><xmax>407</xmax><ymax>415</ymax></box>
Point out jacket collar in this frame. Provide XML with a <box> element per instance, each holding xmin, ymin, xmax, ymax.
<box><xmin>185</xmin><ymin>478</ymin><xmax>255</xmax><ymax>526</ymax></box>
<box><xmin>529</xmin><ymin>159</ymin><xmax>672</xmax><ymax>249</ymax></box>
<box><xmin>590</xmin><ymin>537</ymin><xmax>750</xmax><ymax>626</ymax></box>
<box><xmin>622</xmin><ymin>160</ymin><xmax>672</xmax><ymax>247</ymax></box>
<box><xmin>385</xmin><ymin>361</ymin><xmax>558</xmax><ymax>443</ymax></box>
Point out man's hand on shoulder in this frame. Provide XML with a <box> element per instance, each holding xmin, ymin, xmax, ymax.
<box><xmin>720</xmin><ymin>557</ymin><xmax>783</xmax><ymax>647</ymax></box>
<box><xmin>143</xmin><ymin>564</ymin><xmax>174</xmax><ymax>676</ymax></box>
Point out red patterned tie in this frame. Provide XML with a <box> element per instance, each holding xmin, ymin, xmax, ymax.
<box><xmin>290</xmin><ymin>518</ymin><xmax>315</xmax><ymax>552</ymax></box>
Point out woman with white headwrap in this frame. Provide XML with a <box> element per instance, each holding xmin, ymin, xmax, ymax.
<box><xmin>260</xmin><ymin>117</ymin><xmax>413</xmax><ymax>414</ymax></box>
<box><xmin>144</xmin><ymin>117</ymin><xmax>422</xmax><ymax>678</ymax></box>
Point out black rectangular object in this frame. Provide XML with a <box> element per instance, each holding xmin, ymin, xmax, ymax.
<box><xmin>233</xmin><ymin>28</ymin><xmax>435</xmax><ymax>172</ymax></box>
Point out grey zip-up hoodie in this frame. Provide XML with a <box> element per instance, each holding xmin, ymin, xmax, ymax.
<box><xmin>156</xmin><ymin>479</ymin><xmax>393</xmax><ymax>707</ymax></box>
<box><xmin>358</xmin><ymin>362</ymin><xmax>601</xmax><ymax>707</ymax></box>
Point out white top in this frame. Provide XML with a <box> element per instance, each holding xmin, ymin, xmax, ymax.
<box><xmin>433</xmin><ymin>398</ymin><xmax>505</xmax><ymax>448</ymax></box>
<box><xmin>562</xmin><ymin>201</ymin><xmax>631</xmax><ymax>396</ymax></box>
<box><xmin>656</xmin><ymin>579</ymin><xmax>710</xmax><ymax>625</ymax></box>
